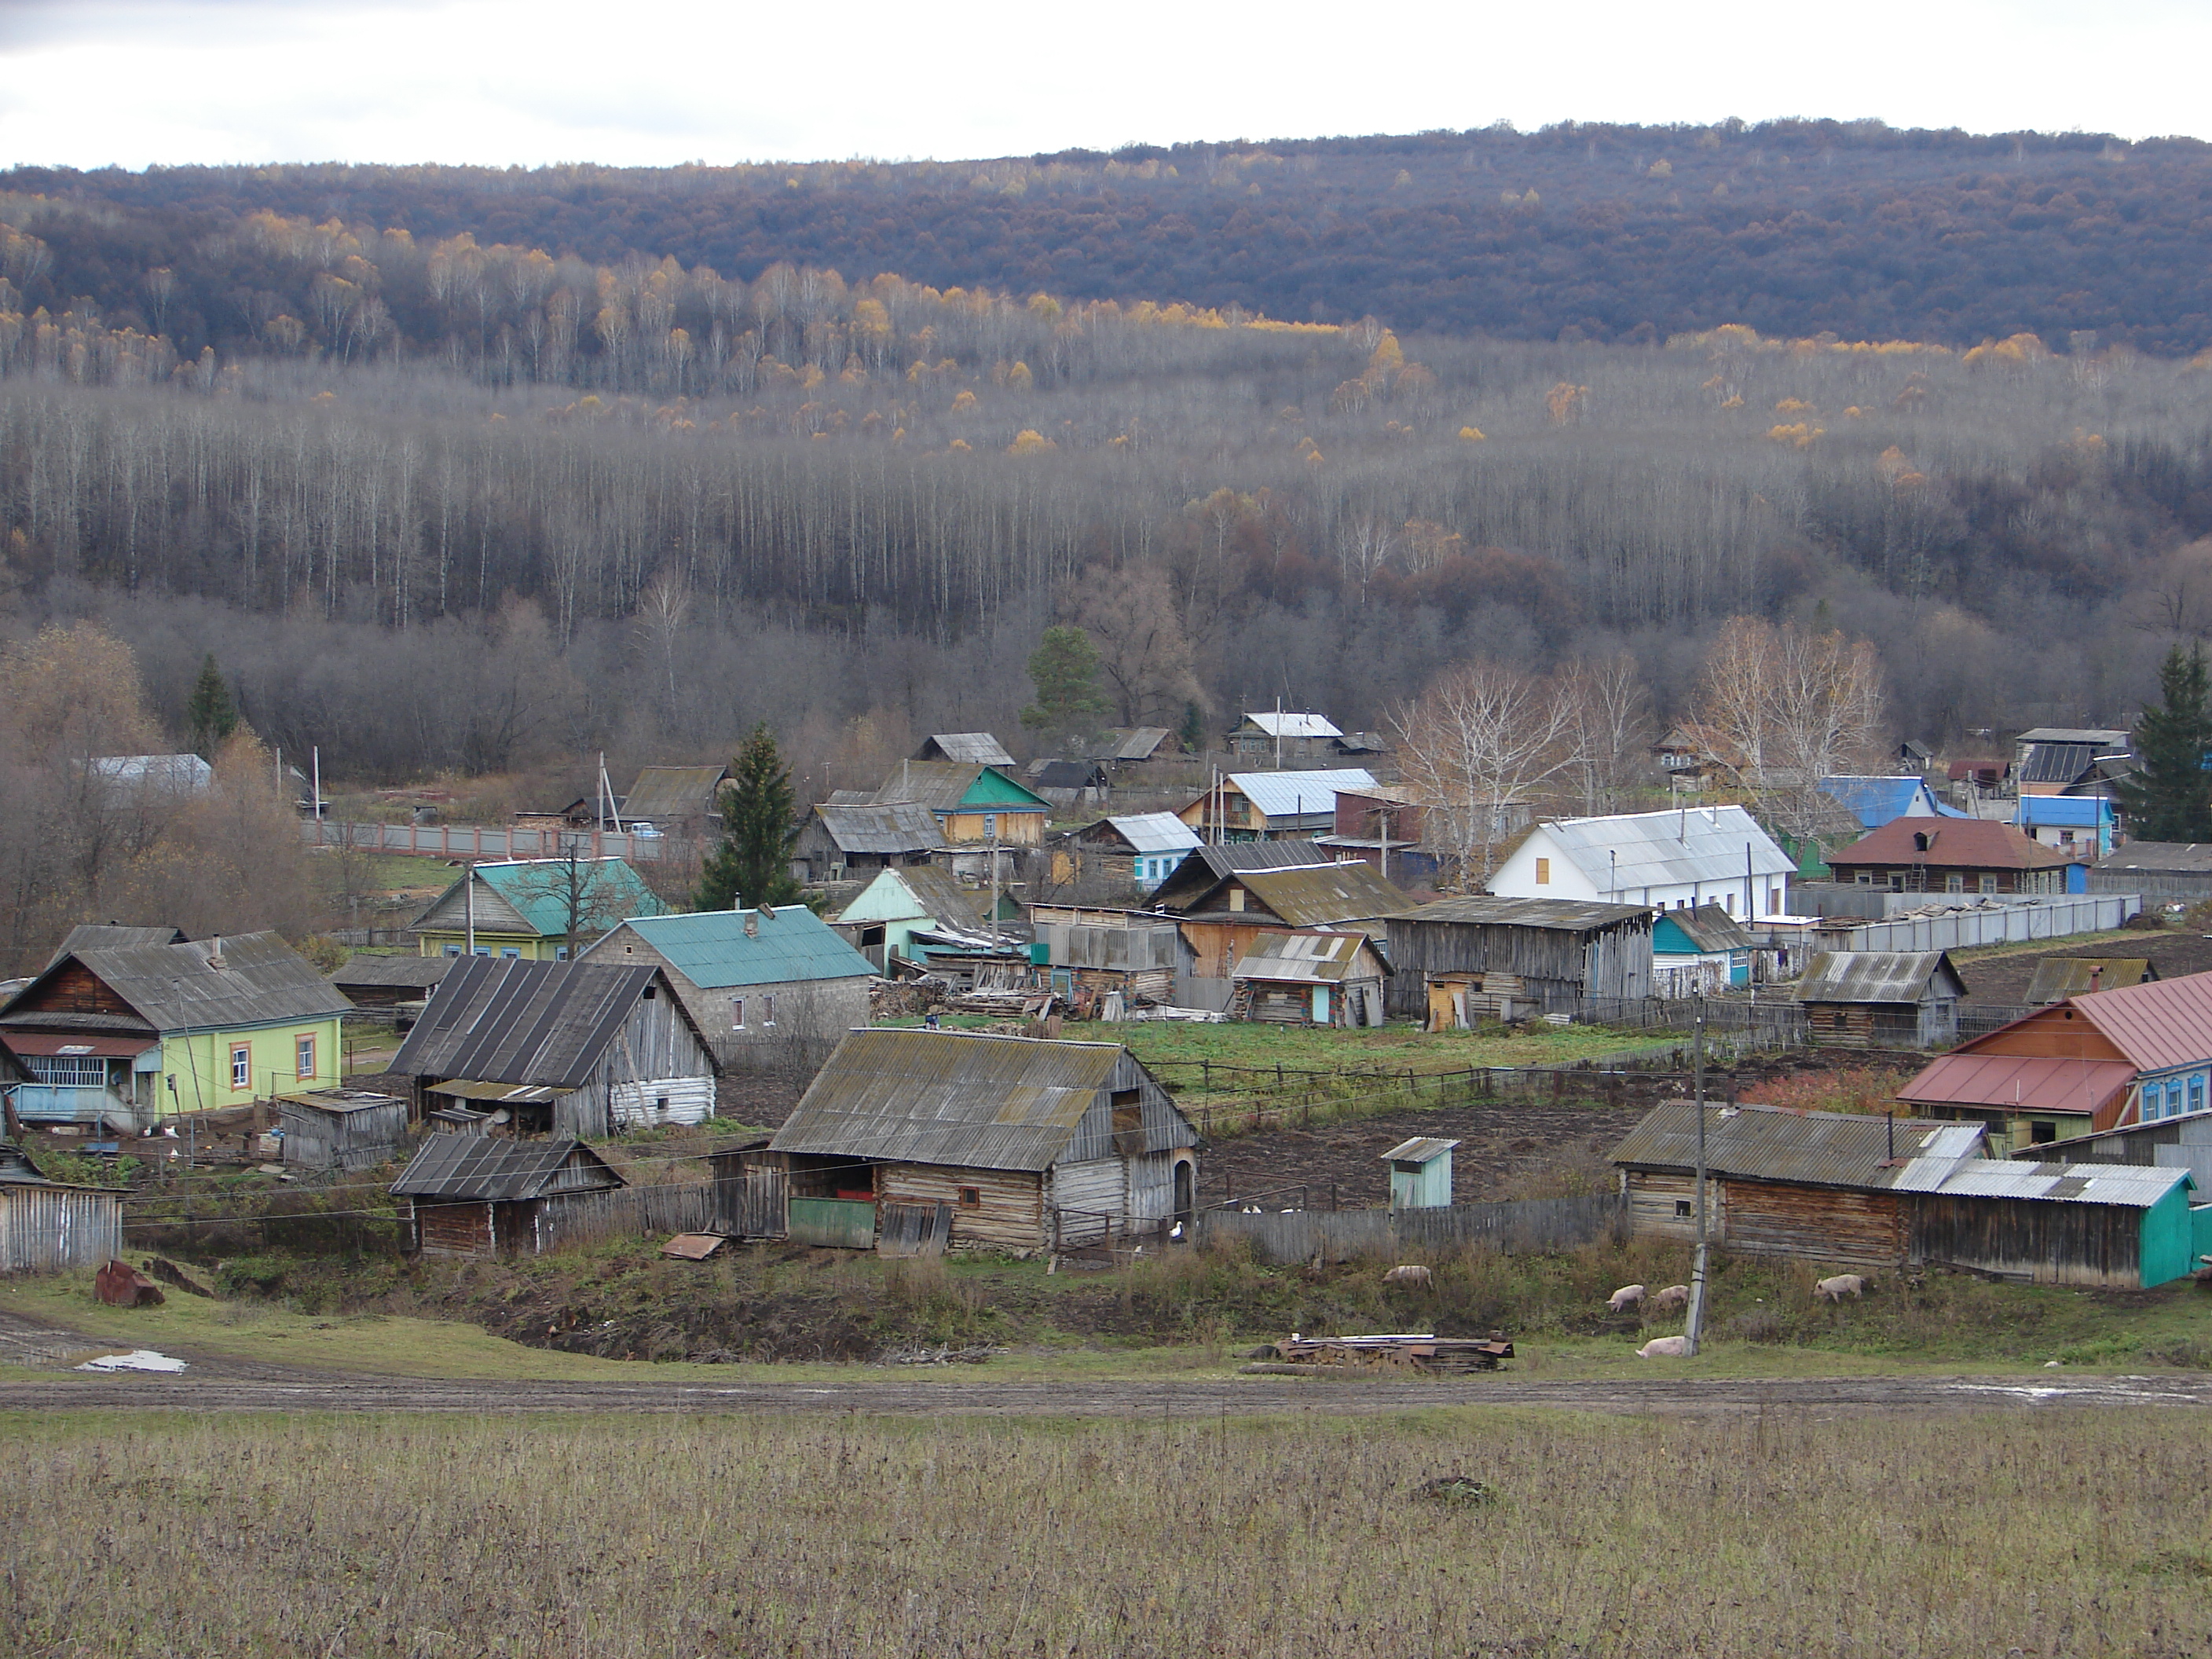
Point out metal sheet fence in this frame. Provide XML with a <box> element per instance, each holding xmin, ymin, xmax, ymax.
<box><xmin>1197</xmin><ymin>1195</ymin><xmax>1628</xmax><ymax>1265</ymax></box>
<box><xmin>1821</xmin><ymin>894</ymin><xmax>2138</xmax><ymax>952</ymax></box>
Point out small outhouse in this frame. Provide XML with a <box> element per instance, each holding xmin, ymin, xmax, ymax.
<box><xmin>276</xmin><ymin>1087</ymin><xmax>411</xmax><ymax>1170</ymax></box>
<box><xmin>1385</xmin><ymin>1137</ymin><xmax>1459</xmax><ymax>1210</ymax></box>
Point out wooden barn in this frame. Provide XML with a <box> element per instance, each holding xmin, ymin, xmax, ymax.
<box><xmin>390</xmin><ymin>1136</ymin><xmax>626</xmax><ymax>1258</ymax></box>
<box><xmin>1795</xmin><ymin>951</ymin><xmax>1967</xmax><ymax>1049</ymax></box>
<box><xmin>326</xmin><ymin>954</ymin><xmax>453</xmax><ymax>1011</ymax></box>
<box><xmin>276</xmin><ymin>1087</ymin><xmax>410</xmax><ymax>1171</ymax></box>
<box><xmin>722</xmin><ymin>1029</ymin><xmax>1201</xmax><ymax>1254</ymax></box>
<box><xmin>0</xmin><ymin>1139</ymin><xmax>124</xmax><ymax>1273</ymax></box>
<box><xmin>1383</xmin><ymin>896</ymin><xmax>1654</xmax><ymax>1023</ymax></box>
<box><xmin>391</xmin><ymin>958</ymin><xmax>718</xmax><ymax>1137</ymax></box>
<box><xmin>1229</xmin><ymin>930</ymin><xmax>1389</xmax><ymax>1027</ymax></box>
<box><xmin>1162</xmin><ymin>859</ymin><xmax>1412</xmax><ymax>982</ymax></box>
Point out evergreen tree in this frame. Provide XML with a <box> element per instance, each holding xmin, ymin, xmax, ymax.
<box><xmin>185</xmin><ymin>652</ymin><xmax>239</xmax><ymax>759</ymax></box>
<box><xmin>696</xmin><ymin>725</ymin><xmax>804</xmax><ymax>912</ymax></box>
<box><xmin>1177</xmin><ymin>699</ymin><xmax>1207</xmax><ymax>757</ymax></box>
<box><xmin>1018</xmin><ymin>624</ymin><xmax>1111</xmax><ymax>753</ymax></box>
<box><xmin>2115</xmin><ymin>642</ymin><xmax>2212</xmax><ymax>842</ymax></box>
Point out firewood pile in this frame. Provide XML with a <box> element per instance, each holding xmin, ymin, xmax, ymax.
<box><xmin>1253</xmin><ymin>1332</ymin><xmax>1514</xmax><ymax>1375</ymax></box>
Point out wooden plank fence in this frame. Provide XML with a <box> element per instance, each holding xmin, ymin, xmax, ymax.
<box><xmin>533</xmin><ymin>1183</ymin><xmax>716</xmax><ymax>1252</ymax></box>
<box><xmin>1197</xmin><ymin>1194</ymin><xmax>1628</xmax><ymax>1265</ymax></box>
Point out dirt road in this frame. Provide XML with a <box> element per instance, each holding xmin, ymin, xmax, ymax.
<box><xmin>4</xmin><ymin>1312</ymin><xmax>2206</xmax><ymax>1418</ymax></box>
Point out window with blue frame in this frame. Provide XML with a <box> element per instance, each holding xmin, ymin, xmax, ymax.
<box><xmin>2193</xmin><ymin>1075</ymin><xmax>2207</xmax><ymax>1115</ymax></box>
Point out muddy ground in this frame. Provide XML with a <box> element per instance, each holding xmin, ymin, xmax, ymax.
<box><xmin>1958</xmin><ymin>928</ymin><xmax>2212</xmax><ymax>1004</ymax></box>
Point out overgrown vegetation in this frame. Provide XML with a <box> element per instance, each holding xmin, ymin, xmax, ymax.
<box><xmin>5</xmin><ymin>1407</ymin><xmax>2209</xmax><ymax>1657</ymax></box>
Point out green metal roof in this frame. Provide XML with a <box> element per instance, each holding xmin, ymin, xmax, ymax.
<box><xmin>472</xmin><ymin>858</ymin><xmax>672</xmax><ymax>939</ymax></box>
<box><xmin>613</xmin><ymin>906</ymin><xmax>874</xmax><ymax>988</ymax></box>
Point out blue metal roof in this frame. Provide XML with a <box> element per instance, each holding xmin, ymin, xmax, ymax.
<box><xmin>2016</xmin><ymin>796</ymin><xmax>2112</xmax><ymax>829</ymax></box>
<box><xmin>613</xmin><ymin>907</ymin><xmax>875</xmax><ymax>988</ymax></box>
<box><xmin>1816</xmin><ymin>775</ymin><xmax>1968</xmax><ymax>829</ymax></box>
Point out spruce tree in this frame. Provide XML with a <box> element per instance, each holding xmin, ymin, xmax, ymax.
<box><xmin>185</xmin><ymin>652</ymin><xmax>239</xmax><ymax>759</ymax></box>
<box><xmin>696</xmin><ymin>724</ymin><xmax>805</xmax><ymax>911</ymax></box>
<box><xmin>2115</xmin><ymin>641</ymin><xmax>2212</xmax><ymax>843</ymax></box>
<box><xmin>1018</xmin><ymin>624</ymin><xmax>1111</xmax><ymax>754</ymax></box>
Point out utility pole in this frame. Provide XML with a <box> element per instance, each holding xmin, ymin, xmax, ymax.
<box><xmin>464</xmin><ymin>862</ymin><xmax>477</xmax><ymax>958</ymax></box>
<box><xmin>1683</xmin><ymin>994</ymin><xmax>1711</xmax><ymax>1355</ymax></box>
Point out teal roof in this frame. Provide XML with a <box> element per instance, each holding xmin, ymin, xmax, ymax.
<box><xmin>474</xmin><ymin>858</ymin><xmax>672</xmax><ymax>938</ymax></box>
<box><xmin>616</xmin><ymin>906</ymin><xmax>874</xmax><ymax>988</ymax></box>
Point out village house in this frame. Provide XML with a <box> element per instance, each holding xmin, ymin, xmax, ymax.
<box><xmin>391</xmin><ymin>957</ymin><xmax>718</xmax><ymax>1137</ymax></box>
<box><xmin>731</xmin><ymin>1028</ymin><xmax>1201</xmax><ymax>1253</ymax></box>
<box><xmin>1822</xmin><ymin>818</ymin><xmax>2082</xmax><ymax>896</ymax></box>
<box><xmin>1028</xmin><ymin>757</ymin><xmax>1112</xmax><ymax>810</ymax></box>
<box><xmin>2090</xmin><ymin>841</ymin><xmax>2212</xmax><ymax>906</ymax></box>
<box><xmin>1651</xmin><ymin>904</ymin><xmax>1756</xmax><ymax>998</ymax></box>
<box><xmin>0</xmin><ymin>931</ymin><xmax>352</xmax><ymax>1128</ymax></box>
<box><xmin>410</xmin><ymin>856</ymin><xmax>672</xmax><ymax>960</ymax></box>
<box><xmin>867</xmin><ymin>760</ymin><xmax>1050</xmax><ymax>862</ymax></box>
<box><xmin>1316</xmin><ymin>784</ymin><xmax>1447</xmax><ymax>888</ymax></box>
<box><xmin>1794</xmin><ymin>950</ymin><xmax>1967</xmax><ymax>1049</ymax></box>
<box><xmin>792</xmin><ymin>801</ymin><xmax>944</xmax><ymax>885</ymax></box>
<box><xmin>1144</xmin><ymin>838</ymin><xmax>1333</xmax><ymax>910</ymax></box>
<box><xmin>617</xmin><ymin>764</ymin><xmax>733</xmax><ymax>839</ymax></box>
<box><xmin>0</xmin><ymin>1138</ymin><xmax>126</xmax><ymax>1273</ymax></box>
<box><xmin>830</xmin><ymin>863</ymin><xmax>1003</xmax><ymax>968</ymax></box>
<box><xmin>1229</xmin><ymin>930</ymin><xmax>1390</xmax><ymax>1027</ymax></box>
<box><xmin>2016</xmin><ymin>795</ymin><xmax>2115</xmax><ymax>858</ymax></box>
<box><xmin>1227</xmin><ymin>710</ymin><xmax>1347</xmax><ymax>764</ymax></box>
<box><xmin>2013</xmin><ymin>727</ymin><xmax>2132</xmax><ymax>798</ymax></box>
<box><xmin>1057</xmin><ymin>812</ymin><xmax>1203</xmax><ymax>895</ymax></box>
<box><xmin>1087</xmin><ymin>727</ymin><xmax>1175</xmax><ymax>770</ymax></box>
<box><xmin>914</xmin><ymin>733</ymin><xmax>1016</xmax><ymax>767</ymax></box>
<box><xmin>1177</xmin><ymin>768</ymin><xmax>1379</xmax><ymax>840</ymax></box>
<box><xmin>2023</xmin><ymin>957</ymin><xmax>2155</xmax><ymax>1006</ymax></box>
<box><xmin>1161</xmin><ymin>859</ymin><xmax>1413</xmax><ymax>985</ymax></box>
<box><xmin>390</xmin><ymin>1136</ymin><xmax>628</xmax><ymax>1258</ymax></box>
<box><xmin>1816</xmin><ymin>775</ymin><xmax>1959</xmax><ymax>830</ymax></box>
<box><xmin>1648</xmin><ymin>722</ymin><xmax>1749</xmax><ymax>789</ymax></box>
<box><xmin>1383</xmin><ymin>896</ymin><xmax>1654</xmax><ymax>1024</ymax></box>
<box><xmin>1611</xmin><ymin>1101</ymin><xmax>2199</xmax><ymax>1287</ymax></box>
<box><xmin>580</xmin><ymin>906</ymin><xmax>874</xmax><ymax>1079</ymax></box>
<box><xmin>326</xmin><ymin>953</ymin><xmax>452</xmax><ymax>1011</ymax></box>
<box><xmin>1489</xmin><ymin>805</ymin><xmax>1796</xmax><ymax>921</ymax></box>
<box><xmin>1898</xmin><ymin>972</ymin><xmax>2212</xmax><ymax>1152</ymax></box>
<box><xmin>1027</xmin><ymin>904</ymin><xmax>1183</xmax><ymax>1005</ymax></box>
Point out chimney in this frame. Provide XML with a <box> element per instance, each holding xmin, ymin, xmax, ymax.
<box><xmin>2089</xmin><ymin>964</ymin><xmax>2102</xmax><ymax>992</ymax></box>
<box><xmin>206</xmin><ymin>936</ymin><xmax>225</xmax><ymax>970</ymax></box>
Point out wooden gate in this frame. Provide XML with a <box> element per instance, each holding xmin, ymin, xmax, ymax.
<box><xmin>715</xmin><ymin>1164</ymin><xmax>789</xmax><ymax>1240</ymax></box>
<box><xmin>877</xmin><ymin>1201</ymin><xmax>953</xmax><ymax>1258</ymax></box>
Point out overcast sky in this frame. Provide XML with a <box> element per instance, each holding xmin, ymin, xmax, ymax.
<box><xmin>0</xmin><ymin>0</ymin><xmax>2207</xmax><ymax>170</ymax></box>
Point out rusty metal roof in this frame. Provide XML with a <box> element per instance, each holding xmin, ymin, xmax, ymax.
<box><xmin>1610</xmin><ymin>1101</ymin><xmax>1982</xmax><ymax>1187</ymax></box>
<box><xmin>1389</xmin><ymin>895</ymin><xmax>1654</xmax><ymax>932</ymax></box>
<box><xmin>1229</xmin><ymin>930</ymin><xmax>1382</xmax><ymax>985</ymax></box>
<box><xmin>392</xmin><ymin>958</ymin><xmax>690</xmax><ymax>1089</ymax></box>
<box><xmin>1898</xmin><ymin>1053</ymin><xmax>2136</xmax><ymax>1117</ymax></box>
<box><xmin>2064</xmin><ymin>972</ymin><xmax>2212</xmax><ymax>1073</ymax></box>
<box><xmin>1795</xmin><ymin>950</ymin><xmax>1966</xmax><ymax>1005</ymax></box>
<box><xmin>2023</xmin><ymin>958</ymin><xmax>2156</xmax><ymax>1005</ymax></box>
<box><xmin>770</xmin><ymin>1028</ymin><xmax>1139</xmax><ymax>1171</ymax></box>
<box><xmin>390</xmin><ymin>1136</ymin><xmax>624</xmax><ymax>1200</ymax></box>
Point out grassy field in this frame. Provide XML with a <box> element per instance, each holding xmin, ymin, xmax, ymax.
<box><xmin>4</xmin><ymin>1408</ymin><xmax>2207</xmax><ymax>1657</ymax></box>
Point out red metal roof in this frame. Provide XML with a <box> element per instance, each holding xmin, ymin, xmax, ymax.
<box><xmin>1828</xmin><ymin>816</ymin><xmax>2074</xmax><ymax>871</ymax></box>
<box><xmin>1898</xmin><ymin>1053</ymin><xmax>2135</xmax><ymax>1116</ymax></box>
<box><xmin>0</xmin><ymin>1032</ymin><xmax>155</xmax><ymax>1059</ymax></box>
<box><xmin>2071</xmin><ymin>971</ymin><xmax>2212</xmax><ymax>1073</ymax></box>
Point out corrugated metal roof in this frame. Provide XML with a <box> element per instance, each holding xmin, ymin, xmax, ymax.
<box><xmin>2017</xmin><ymin>742</ymin><xmax>2122</xmax><ymax>786</ymax></box>
<box><xmin>619</xmin><ymin>765</ymin><xmax>729</xmax><ymax>821</ymax></box>
<box><xmin>424</xmin><ymin>1079</ymin><xmax>574</xmax><ymax>1103</ymax></box>
<box><xmin>2094</xmin><ymin>841</ymin><xmax>2212</xmax><ymax>874</ymax></box>
<box><xmin>1898</xmin><ymin>1053</ymin><xmax>2137</xmax><ymax>1116</ymax></box>
<box><xmin>1382</xmin><ymin>1136</ymin><xmax>1459</xmax><ymax>1163</ymax></box>
<box><xmin>1656</xmin><ymin>904</ymin><xmax>1756</xmax><ymax>954</ymax></box>
<box><xmin>276</xmin><ymin>1087</ymin><xmax>408</xmax><ymax>1115</ymax></box>
<box><xmin>390</xmin><ymin>1136</ymin><xmax>624</xmax><ymax>1200</ymax></box>
<box><xmin>1929</xmin><ymin>1160</ymin><xmax>2188</xmax><ymax>1207</ymax></box>
<box><xmin>391</xmin><ymin>958</ymin><xmax>670</xmax><ymax>1088</ymax></box>
<box><xmin>1240</xmin><ymin>712</ymin><xmax>1342</xmax><ymax>739</ymax></box>
<box><xmin>602</xmin><ymin>907</ymin><xmax>875</xmax><ymax>989</ymax></box>
<box><xmin>811</xmin><ymin>801</ymin><xmax>945</xmax><ymax>855</ymax></box>
<box><xmin>1229</xmin><ymin>768</ymin><xmax>1377</xmax><ymax>819</ymax></box>
<box><xmin>329</xmin><ymin>954</ymin><xmax>455</xmax><ymax>990</ymax></box>
<box><xmin>45</xmin><ymin>925</ymin><xmax>184</xmax><ymax>969</ymax></box>
<box><xmin>1091</xmin><ymin>727</ymin><xmax>1170</xmax><ymax>761</ymax></box>
<box><xmin>1</xmin><ymin>932</ymin><xmax>353</xmax><ymax>1035</ymax></box>
<box><xmin>1230</xmin><ymin>862</ymin><xmax>1413</xmax><ymax>928</ymax></box>
<box><xmin>1795</xmin><ymin>950</ymin><xmax>1965</xmax><ymax>1005</ymax></box>
<box><xmin>2068</xmin><ymin>972</ymin><xmax>2212</xmax><ymax>1073</ymax></box>
<box><xmin>1539</xmin><ymin>806</ymin><xmax>1795</xmax><ymax>892</ymax></box>
<box><xmin>920</xmin><ymin>733</ymin><xmax>1016</xmax><ymax>767</ymax></box>
<box><xmin>2016</xmin><ymin>727</ymin><xmax>2131</xmax><ymax>745</ymax></box>
<box><xmin>1389</xmin><ymin>895</ymin><xmax>1654</xmax><ymax>932</ymax></box>
<box><xmin>870</xmin><ymin>760</ymin><xmax>1047</xmax><ymax>813</ymax></box>
<box><xmin>463</xmin><ymin>858</ymin><xmax>673</xmax><ymax>939</ymax></box>
<box><xmin>1105</xmin><ymin>813</ymin><xmax>1202</xmax><ymax>855</ymax></box>
<box><xmin>1818</xmin><ymin>776</ymin><xmax>1938</xmax><ymax>829</ymax></box>
<box><xmin>1611</xmin><ymin>1101</ymin><xmax>1982</xmax><ymax>1186</ymax></box>
<box><xmin>1229</xmin><ymin>930</ymin><xmax>1379</xmax><ymax>984</ymax></box>
<box><xmin>770</xmin><ymin>1028</ymin><xmax>1134</xmax><ymax>1171</ymax></box>
<box><xmin>2023</xmin><ymin>958</ymin><xmax>2154</xmax><ymax>1005</ymax></box>
<box><xmin>1829</xmin><ymin>818</ymin><xmax>2076</xmax><ymax>873</ymax></box>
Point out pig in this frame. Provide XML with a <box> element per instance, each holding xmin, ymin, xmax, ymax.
<box><xmin>1648</xmin><ymin>1284</ymin><xmax>1690</xmax><ymax>1314</ymax></box>
<box><xmin>1636</xmin><ymin>1335</ymin><xmax>1691</xmax><ymax>1358</ymax></box>
<box><xmin>1815</xmin><ymin>1273</ymin><xmax>1868</xmax><ymax>1302</ymax></box>
<box><xmin>1382</xmin><ymin>1265</ymin><xmax>1434</xmax><ymax>1289</ymax></box>
<box><xmin>1606</xmin><ymin>1284</ymin><xmax>1648</xmax><ymax>1313</ymax></box>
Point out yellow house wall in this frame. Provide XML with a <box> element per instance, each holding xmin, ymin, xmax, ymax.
<box><xmin>159</xmin><ymin>1017</ymin><xmax>346</xmax><ymax>1115</ymax></box>
<box><xmin>940</xmin><ymin>809</ymin><xmax>1044</xmax><ymax>846</ymax></box>
<box><xmin>416</xmin><ymin>929</ymin><xmax>566</xmax><ymax>961</ymax></box>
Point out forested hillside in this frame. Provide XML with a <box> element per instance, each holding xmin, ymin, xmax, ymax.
<box><xmin>1</xmin><ymin>123</ymin><xmax>2210</xmax><ymax>802</ymax></box>
<box><xmin>9</xmin><ymin>120</ymin><xmax>2212</xmax><ymax>353</ymax></box>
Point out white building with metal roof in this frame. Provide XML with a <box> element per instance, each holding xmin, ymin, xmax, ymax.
<box><xmin>1489</xmin><ymin>804</ymin><xmax>1796</xmax><ymax>920</ymax></box>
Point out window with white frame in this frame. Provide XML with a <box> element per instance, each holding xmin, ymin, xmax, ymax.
<box><xmin>230</xmin><ymin>1044</ymin><xmax>251</xmax><ymax>1089</ymax></box>
<box><xmin>762</xmin><ymin>994</ymin><xmax>777</xmax><ymax>1027</ymax></box>
<box><xmin>731</xmin><ymin>997</ymin><xmax>746</xmax><ymax>1030</ymax></box>
<box><xmin>28</xmin><ymin>1056</ymin><xmax>106</xmax><ymax>1088</ymax></box>
<box><xmin>296</xmin><ymin>1035</ymin><xmax>316</xmax><ymax>1079</ymax></box>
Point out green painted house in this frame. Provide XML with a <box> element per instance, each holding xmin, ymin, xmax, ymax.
<box><xmin>0</xmin><ymin>931</ymin><xmax>353</xmax><ymax>1129</ymax></box>
<box><xmin>1652</xmin><ymin>904</ymin><xmax>1755</xmax><ymax>996</ymax></box>
<box><xmin>866</xmin><ymin>761</ymin><xmax>1050</xmax><ymax>847</ymax></box>
<box><xmin>412</xmin><ymin>857</ymin><xmax>672</xmax><ymax>961</ymax></box>
<box><xmin>830</xmin><ymin>865</ymin><xmax>1004</xmax><ymax>966</ymax></box>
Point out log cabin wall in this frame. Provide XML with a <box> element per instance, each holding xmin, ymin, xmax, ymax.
<box><xmin>877</xmin><ymin>1163</ymin><xmax>1045</xmax><ymax>1252</ymax></box>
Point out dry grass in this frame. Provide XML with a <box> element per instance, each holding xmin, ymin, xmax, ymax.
<box><xmin>3</xmin><ymin>1408</ymin><xmax>2207</xmax><ymax>1656</ymax></box>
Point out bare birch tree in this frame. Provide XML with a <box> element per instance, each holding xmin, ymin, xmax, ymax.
<box><xmin>1561</xmin><ymin>654</ymin><xmax>1653</xmax><ymax>815</ymax></box>
<box><xmin>1391</xmin><ymin>662</ymin><xmax>1584</xmax><ymax>888</ymax></box>
<box><xmin>1696</xmin><ymin>617</ymin><xmax>1885</xmax><ymax>842</ymax></box>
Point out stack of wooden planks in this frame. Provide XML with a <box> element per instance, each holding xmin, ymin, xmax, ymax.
<box><xmin>1262</xmin><ymin>1332</ymin><xmax>1514</xmax><ymax>1374</ymax></box>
